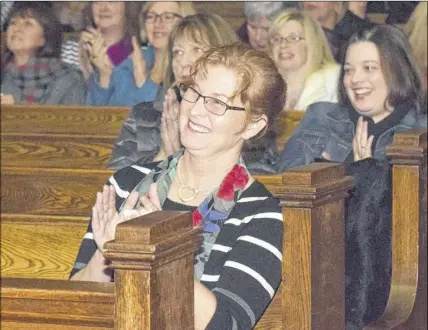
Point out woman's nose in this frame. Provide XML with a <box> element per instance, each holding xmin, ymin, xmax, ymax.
<box><xmin>351</xmin><ymin>69</ymin><xmax>365</xmax><ymax>83</ymax></box>
<box><xmin>189</xmin><ymin>95</ymin><xmax>207</xmax><ymax>116</ymax></box>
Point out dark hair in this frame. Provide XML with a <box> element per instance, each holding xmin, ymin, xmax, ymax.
<box><xmin>84</xmin><ymin>2</ymin><xmax>142</xmax><ymax>44</ymax></box>
<box><xmin>338</xmin><ymin>25</ymin><xmax>423</xmax><ymax>113</ymax></box>
<box><xmin>6</xmin><ymin>3</ymin><xmax>63</xmax><ymax>58</ymax></box>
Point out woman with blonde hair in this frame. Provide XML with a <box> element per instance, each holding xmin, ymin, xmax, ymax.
<box><xmin>108</xmin><ymin>13</ymin><xmax>238</xmax><ymax>170</ymax></box>
<box><xmin>269</xmin><ymin>9</ymin><xmax>340</xmax><ymax>112</ymax></box>
<box><xmin>406</xmin><ymin>2</ymin><xmax>427</xmax><ymax>112</ymax></box>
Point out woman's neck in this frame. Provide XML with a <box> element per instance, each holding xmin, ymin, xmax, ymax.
<box><xmin>13</xmin><ymin>52</ymin><xmax>32</xmax><ymax>66</ymax></box>
<box><xmin>280</xmin><ymin>67</ymin><xmax>308</xmax><ymax>110</ymax></box>
<box><xmin>100</xmin><ymin>26</ymin><xmax>126</xmax><ymax>47</ymax></box>
<box><xmin>180</xmin><ymin>147</ymin><xmax>242</xmax><ymax>190</ymax></box>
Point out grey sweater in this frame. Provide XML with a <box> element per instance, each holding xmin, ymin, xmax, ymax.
<box><xmin>1</xmin><ymin>64</ymin><xmax>86</xmax><ymax>105</ymax></box>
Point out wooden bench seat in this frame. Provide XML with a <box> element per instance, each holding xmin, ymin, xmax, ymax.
<box><xmin>1</xmin><ymin>214</ymin><xmax>87</xmax><ymax>280</ymax></box>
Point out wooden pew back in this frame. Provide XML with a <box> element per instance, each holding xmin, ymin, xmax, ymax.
<box><xmin>1</xmin><ymin>104</ymin><xmax>129</xmax><ymax>170</ymax></box>
<box><xmin>1</xmin><ymin>104</ymin><xmax>127</xmax><ymax>280</ymax></box>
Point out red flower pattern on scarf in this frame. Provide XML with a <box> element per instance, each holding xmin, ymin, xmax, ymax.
<box><xmin>192</xmin><ymin>209</ymin><xmax>203</xmax><ymax>227</ymax></box>
<box><xmin>217</xmin><ymin>165</ymin><xmax>249</xmax><ymax>201</ymax></box>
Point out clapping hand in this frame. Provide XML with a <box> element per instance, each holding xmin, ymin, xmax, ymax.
<box><xmin>130</xmin><ymin>36</ymin><xmax>147</xmax><ymax>88</ymax></box>
<box><xmin>80</xmin><ymin>27</ymin><xmax>113</xmax><ymax>85</ymax></box>
<box><xmin>353</xmin><ymin>116</ymin><xmax>374</xmax><ymax>161</ymax></box>
<box><xmin>160</xmin><ymin>87</ymin><xmax>182</xmax><ymax>157</ymax></box>
<box><xmin>92</xmin><ymin>183</ymin><xmax>162</xmax><ymax>253</ymax></box>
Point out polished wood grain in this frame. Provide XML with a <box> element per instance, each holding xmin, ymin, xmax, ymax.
<box><xmin>365</xmin><ymin>129</ymin><xmax>427</xmax><ymax>329</ymax></box>
<box><xmin>1</xmin><ymin>212</ymin><xmax>201</xmax><ymax>330</ymax></box>
<box><xmin>1</xmin><ymin>278</ymin><xmax>114</xmax><ymax>328</ymax></box>
<box><xmin>1</xmin><ymin>167</ymin><xmax>113</xmax><ymax>216</ymax></box>
<box><xmin>255</xmin><ymin>163</ymin><xmax>354</xmax><ymax>329</ymax></box>
<box><xmin>1</xmin><ymin>214</ymin><xmax>88</xmax><ymax>279</ymax></box>
<box><xmin>1</xmin><ymin>135</ymin><xmax>116</xmax><ymax>169</ymax></box>
<box><xmin>105</xmin><ymin>211</ymin><xmax>201</xmax><ymax>330</ymax></box>
<box><xmin>1</xmin><ymin>104</ymin><xmax>129</xmax><ymax>136</ymax></box>
<box><xmin>194</xmin><ymin>1</ymin><xmax>244</xmax><ymax>30</ymax></box>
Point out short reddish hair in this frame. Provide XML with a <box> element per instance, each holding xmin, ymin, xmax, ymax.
<box><xmin>189</xmin><ymin>42</ymin><xmax>286</xmax><ymax>139</ymax></box>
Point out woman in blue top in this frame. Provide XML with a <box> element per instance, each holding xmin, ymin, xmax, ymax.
<box><xmin>84</xmin><ymin>1</ymin><xmax>195</xmax><ymax>107</ymax></box>
<box><xmin>276</xmin><ymin>24</ymin><xmax>427</xmax><ymax>173</ymax></box>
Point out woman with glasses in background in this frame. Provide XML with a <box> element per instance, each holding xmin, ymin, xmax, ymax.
<box><xmin>245</xmin><ymin>9</ymin><xmax>341</xmax><ymax>172</ymax></box>
<box><xmin>70</xmin><ymin>43</ymin><xmax>285</xmax><ymax>330</ymax></box>
<box><xmin>107</xmin><ymin>13</ymin><xmax>237</xmax><ymax>170</ymax></box>
<box><xmin>85</xmin><ymin>1</ymin><xmax>195</xmax><ymax>107</ymax></box>
<box><xmin>269</xmin><ymin>9</ymin><xmax>340</xmax><ymax>114</ymax></box>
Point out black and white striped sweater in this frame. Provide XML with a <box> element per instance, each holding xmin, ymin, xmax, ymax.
<box><xmin>71</xmin><ymin>162</ymin><xmax>283</xmax><ymax>329</ymax></box>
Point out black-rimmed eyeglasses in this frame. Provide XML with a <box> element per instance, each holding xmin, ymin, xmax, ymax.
<box><xmin>179</xmin><ymin>84</ymin><xmax>246</xmax><ymax>116</ymax></box>
<box><xmin>143</xmin><ymin>12</ymin><xmax>182</xmax><ymax>24</ymax></box>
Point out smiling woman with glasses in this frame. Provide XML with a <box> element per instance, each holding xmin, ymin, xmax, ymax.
<box><xmin>139</xmin><ymin>2</ymin><xmax>195</xmax><ymax>84</ymax></box>
<box><xmin>70</xmin><ymin>43</ymin><xmax>286</xmax><ymax>330</ymax></box>
<box><xmin>266</xmin><ymin>9</ymin><xmax>341</xmax><ymax>153</ymax></box>
<box><xmin>179</xmin><ymin>83</ymin><xmax>246</xmax><ymax>115</ymax></box>
<box><xmin>269</xmin><ymin>9</ymin><xmax>339</xmax><ymax>113</ymax></box>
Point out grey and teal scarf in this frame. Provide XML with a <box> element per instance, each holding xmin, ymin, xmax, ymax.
<box><xmin>119</xmin><ymin>149</ymin><xmax>250</xmax><ymax>279</ymax></box>
<box><xmin>5</xmin><ymin>57</ymin><xmax>75</xmax><ymax>103</ymax></box>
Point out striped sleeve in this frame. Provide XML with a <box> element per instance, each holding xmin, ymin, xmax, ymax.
<box><xmin>203</xmin><ymin>182</ymin><xmax>283</xmax><ymax>329</ymax></box>
<box><xmin>69</xmin><ymin>163</ymin><xmax>155</xmax><ymax>279</ymax></box>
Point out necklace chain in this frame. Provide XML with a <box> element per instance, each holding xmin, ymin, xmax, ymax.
<box><xmin>176</xmin><ymin>161</ymin><xmax>219</xmax><ymax>202</ymax></box>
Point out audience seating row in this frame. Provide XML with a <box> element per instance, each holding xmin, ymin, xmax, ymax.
<box><xmin>0</xmin><ymin>104</ymin><xmax>426</xmax><ymax>329</ymax></box>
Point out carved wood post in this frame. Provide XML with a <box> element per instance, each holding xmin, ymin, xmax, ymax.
<box><xmin>365</xmin><ymin>128</ymin><xmax>427</xmax><ymax>329</ymax></box>
<box><xmin>104</xmin><ymin>211</ymin><xmax>201</xmax><ymax>330</ymax></box>
<box><xmin>268</xmin><ymin>163</ymin><xmax>354</xmax><ymax>329</ymax></box>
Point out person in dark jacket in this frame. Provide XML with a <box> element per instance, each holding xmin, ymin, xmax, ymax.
<box><xmin>107</xmin><ymin>13</ymin><xmax>238</xmax><ymax>170</ymax></box>
<box><xmin>302</xmin><ymin>1</ymin><xmax>376</xmax><ymax>61</ymax></box>
<box><xmin>276</xmin><ymin>24</ymin><xmax>426</xmax><ymax>173</ymax></box>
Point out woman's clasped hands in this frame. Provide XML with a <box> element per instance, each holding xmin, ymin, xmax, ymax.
<box><xmin>353</xmin><ymin>116</ymin><xmax>374</xmax><ymax>161</ymax></box>
<box><xmin>92</xmin><ymin>183</ymin><xmax>162</xmax><ymax>253</ymax></box>
<box><xmin>321</xmin><ymin>116</ymin><xmax>374</xmax><ymax>162</ymax></box>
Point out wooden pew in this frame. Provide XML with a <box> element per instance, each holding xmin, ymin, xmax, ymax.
<box><xmin>365</xmin><ymin>128</ymin><xmax>427</xmax><ymax>329</ymax></box>
<box><xmin>1</xmin><ymin>162</ymin><xmax>352</xmax><ymax>329</ymax></box>
<box><xmin>1</xmin><ymin>129</ymin><xmax>426</xmax><ymax>328</ymax></box>
<box><xmin>1</xmin><ymin>104</ymin><xmax>129</xmax><ymax>170</ymax></box>
<box><xmin>1</xmin><ymin>104</ymin><xmax>128</xmax><ymax>279</ymax></box>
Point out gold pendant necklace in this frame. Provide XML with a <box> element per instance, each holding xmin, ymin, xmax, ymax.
<box><xmin>176</xmin><ymin>161</ymin><xmax>219</xmax><ymax>203</ymax></box>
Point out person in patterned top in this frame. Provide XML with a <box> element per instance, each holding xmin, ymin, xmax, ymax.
<box><xmin>70</xmin><ymin>42</ymin><xmax>286</xmax><ymax>330</ymax></box>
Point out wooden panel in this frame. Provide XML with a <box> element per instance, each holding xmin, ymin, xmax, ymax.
<box><xmin>1</xmin><ymin>168</ymin><xmax>113</xmax><ymax>216</ymax></box>
<box><xmin>1</xmin><ymin>215</ymin><xmax>88</xmax><ymax>280</ymax></box>
<box><xmin>254</xmin><ymin>285</ymin><xmax>283</xmax><ymax>329</ymax></box>
<box><xmin>194</xmin><ymin>1</ymin><xmax>245</xmax><ymax>30</ymax></box>
<box><xmin>1</xmin><ymin>278</ymin><xmax>114</xmax><ymax>328</ymax></box>
<box><xmin>1</xmin><ymin>104</ymin><xmax>129</xmax><ymax>137</ymax></box>
<box><xmin>1</xmin><ymin>135</ymin><xmax>116</xmax><ymax>169</ymax></box>
<box><xmin>366</xmin><ymin>129</ymin><xmax>427</xmax><ymax>329</ymax></box>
